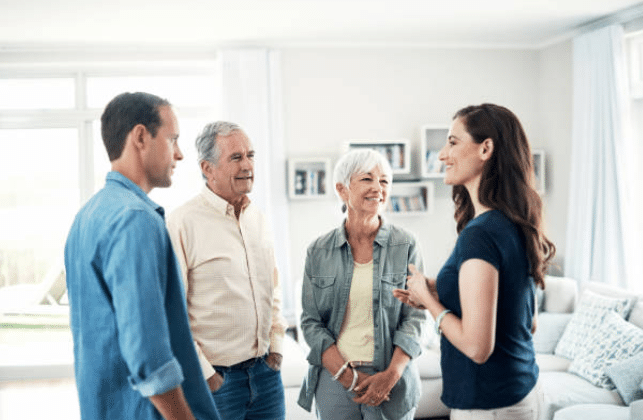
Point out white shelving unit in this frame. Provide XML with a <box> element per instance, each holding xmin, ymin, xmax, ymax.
<box><xmin>420</xmin><ymin>125</ymin><xmax>449</xmax><ymax>178</ymax></box>
<box><xmin>343</xmin><ymin>139</ymin><xmax>411</xmax><ymax>175</ymax></box>
<box><xmin>288</xmin><ymin>157</ymin><xmax>332</xmax><ymax>199</ymax></box>
<box><xmin>385</xmin><ymin>181</ymin><xmax>434</xmax><ymax>216</ymax></box>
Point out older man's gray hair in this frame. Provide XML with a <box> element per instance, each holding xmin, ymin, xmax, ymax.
<box><xmin>195</xmin><ymin>121</ymin><xmax>244</xmax><ymax>166</ymax></box>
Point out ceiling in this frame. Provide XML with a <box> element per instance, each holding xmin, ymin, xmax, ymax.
<box><xmin>0</xmin><ymin>0</ymin><xmax>642</xmax><ymax>50</ymax></box>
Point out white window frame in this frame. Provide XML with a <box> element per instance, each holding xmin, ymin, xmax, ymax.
<box><xmin>0</xmin><ymin>55</ymin><xmax>219</xmax><ymax>203</ymax></box>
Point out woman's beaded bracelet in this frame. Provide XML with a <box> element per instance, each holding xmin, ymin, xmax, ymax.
<box><xmin>435</xmin><ymin>309</ymin><xmax>452</xmax><ymax>335</ymax></box>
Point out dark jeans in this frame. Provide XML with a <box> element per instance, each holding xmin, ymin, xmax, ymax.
<box><xmin>212</xmin><ymin>356</ymin><xmax>286</xmax><ymax>420</ymax></box>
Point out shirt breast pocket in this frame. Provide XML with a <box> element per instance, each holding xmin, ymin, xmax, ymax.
<box><xmin>381</xmin><ymin>273</ymin><xmax>406</xmax><ymax>307</ymax></box>
<box><xmin>309</xmin><ymin>275</ymin><xmax>336</xmax><ymax>313</ymax></box>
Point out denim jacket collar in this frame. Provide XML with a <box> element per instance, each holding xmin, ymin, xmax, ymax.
<box><xmin>335</xmin><ymin>215</ymin><xmax>391</xmax><ymax>248</ymax></box>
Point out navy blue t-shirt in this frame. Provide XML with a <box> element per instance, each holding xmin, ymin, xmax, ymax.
<box><xmin>436</xmin><ymin>209</ymin><xmax>538</xmax><ymax>409</ymax></box>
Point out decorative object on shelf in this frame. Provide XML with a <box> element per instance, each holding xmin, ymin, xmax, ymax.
<box><xmin>420</xmin><ymin>125</ymin><xmax>449</xmax><ymax>178</ymax></box>
<box><xmin>288</xmin><ymin>158</ymin><xmax>331</xmax><ymax>199</ymax></box>
<box><xmin>532</xmin><ymin>149</ymin><xmax>545</xmax><ymax>194</ymax></box>
<box><xmin>385</xmin><ymin>181</ymin><xmax>434</xmax><ymax>215</ymax></box>
<box><xmin>343</xmin><ymin>139</ymin><xmax>411</xmax><ymax>175</ymax></box>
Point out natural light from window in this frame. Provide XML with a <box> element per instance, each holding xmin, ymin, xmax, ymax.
<box><xmin>0</xmin><ymin>60</ymin><xmax>219</xmax><ymax>333</ymax></box>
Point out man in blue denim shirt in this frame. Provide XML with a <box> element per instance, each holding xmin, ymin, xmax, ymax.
<box><xmin>64</xmin><ymin>92</ymin><xmax>220</xmax><ymax>419</ymax></box>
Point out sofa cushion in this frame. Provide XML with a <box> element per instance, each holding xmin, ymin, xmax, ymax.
<box><xmin>632</xmin><ymin>399</ymin><xmax>643</xmax><ymax>420</ymax></box>
<box><xmin>555</xmin><ymin>290</ymin><xmax>635</xmax><ymax>359</ymax></box>
<box><xmin>543</xmin><ymin>275</ymin><xmax>577</xmax><ymax>313</ymax></box>
<box><xmin>541</xmin><ymin>371</ymin><xmax>623</xmax><ymax>420</ymax></box>
<box><xmin>415</xmin><ymin>346</ymin><xmax>442</xmax><ymax>379</ymax></box>
<box><xmin>606</xmin><ymin>352</ymin><xmax>643</xmax><ymax>405</ymax></box>
<box><xmin>568</xmin><ymin>312</ymin><xmax>643</xmax><ymax>390</ymax></box>
<box><xmin>552</xmin><ymin>404</ymin><xmax>629</xmax><ymax>420</ymax></box>
<box><xmin>534</xmin><ymin>313</ymin><xmax>573</xmax><ymax>354</ymax></box>
<box><xmin>537</xmin><ymin>353</ymin><xmax>572</xmax><ymax>372</ymax></box>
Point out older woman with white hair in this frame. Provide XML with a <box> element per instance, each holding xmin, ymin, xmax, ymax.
<box><xmin>297</xmin><ymin>149</ymin><xmax>426</xmax><ymax>420</ymax></box>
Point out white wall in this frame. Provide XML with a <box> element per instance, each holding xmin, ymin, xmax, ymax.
<box><xmin>280</xmin><ymin>46</ymin><xmax>573</xmax><ymax>291</ymax></box>
<box><xmin>537</xmin><ymin>41</ymin><xmax>573</xmax><ymax>275</ymax></box>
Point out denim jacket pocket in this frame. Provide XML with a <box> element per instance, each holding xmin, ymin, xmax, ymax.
<box><xmin>309</xmin><ymin>275</ymin><xmax>336</xmax><ymax>312</ymax></box>
<box><xmin>310</xmin><ymin>275</ymin><xmax>335</xmax><ymax>289</ymax></box>
<box><xmin>380</xmin><ymin>273</ymin><xmax>406</xmax><ymax>306</ymax></box>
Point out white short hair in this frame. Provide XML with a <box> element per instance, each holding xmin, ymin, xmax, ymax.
<box><xmin>333</xmin><ymin>149</ymin><xmax>393</xmax><ymax>201</ymax></box>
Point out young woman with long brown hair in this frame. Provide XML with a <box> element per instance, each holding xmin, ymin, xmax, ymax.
<box><xmin>394</xmin><ymin>103</ymin><xmax>555</xmax><ymax>420</ymax></box>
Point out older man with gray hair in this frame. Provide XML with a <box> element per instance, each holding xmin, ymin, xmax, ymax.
<box><xmin>167</xmin><ymin>121</ymin><xmax>288</xmax><ymax>420</ymax></box>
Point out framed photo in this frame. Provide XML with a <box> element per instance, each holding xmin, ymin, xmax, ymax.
<box><xmin>532</xmin><ymin>149</ymin><xmax>545</xmax><ymax>194</ymax></box>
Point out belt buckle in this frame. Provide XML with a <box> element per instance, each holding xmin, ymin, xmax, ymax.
<box><xmin>349</xmin><ymin>361</ymin><xmax>373</xmax><ymax>368</ymax></box>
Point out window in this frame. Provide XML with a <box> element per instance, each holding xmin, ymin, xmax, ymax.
<box><xmin>0</xmin><ymin>59</ymin><xmax>220</xmax><ymax>307</ymax></box>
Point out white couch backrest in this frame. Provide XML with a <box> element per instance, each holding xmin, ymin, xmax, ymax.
<box><xmin>582</xmin><ymin>281</ymin><xmax>643</xmax><ymax>329</ymax></box>
<box><xmin>543</xmin><ymin>275</ymin><xmax>578</xmax><ymax>313</ymax></box>
<box><xmin>629</xmin><ymin>301</ymin><xmax>643</xmax><ymax>329</ymax></box>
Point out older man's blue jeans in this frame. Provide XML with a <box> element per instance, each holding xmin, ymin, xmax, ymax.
<box><xmin>212</xmin><ymin>356</ymin><xmax>285</xmax><ymax>420</ymax></box>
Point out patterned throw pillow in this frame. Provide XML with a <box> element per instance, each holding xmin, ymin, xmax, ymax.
<box><xmin>555</xmin><ymin>290</ymin><xmax>634</xmax><ymax>359</ymax></box>
<box><xmin>568</xmin><ymin>311</ymin><xmax>643</xmax><ymax>389</ymax></box>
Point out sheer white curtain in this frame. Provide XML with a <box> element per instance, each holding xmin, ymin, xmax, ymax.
<box><xmin>565</xmin><ymin>25</ymin><xmax>637</xmax><ymax>290</ymax></box>
<box><xmin>218</xmin><ymin>48</ymin><xmax>295</xmax><ymax>323</ymax></box>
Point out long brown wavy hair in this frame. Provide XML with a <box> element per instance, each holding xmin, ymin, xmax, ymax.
<box><xmin>451</xmin><ymin>104</ymin><xmax>555</xmax><ymax>289</ymax></box>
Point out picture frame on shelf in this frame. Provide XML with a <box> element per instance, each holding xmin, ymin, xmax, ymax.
<box><xmin>385</xmin><ymin>181</ymin><xmax>434</xmax><ymax>216</ymax></box>
<box><xmin>288</xmin><ymin>157</ymin><xmax>331</xmax><ymax>200</ymax></box>
<box><xmin>343</xmin><ymin>139</ymin><xmax>411</xmax><ymax>175</ymax></box>
<box><xmin>532</xmin><ymin>149</ymin><xmax>545</xmax><ymax>194</ymax></box>
<box><xmin>420</xmin><ymin>125</ymin><xmax>449</xmax><ymax>178</ymax></box>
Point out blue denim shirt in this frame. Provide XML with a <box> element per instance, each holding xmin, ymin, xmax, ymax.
<box><xmin>297</xmin><ymin>219</ymin><xmax>426</xmax><ymax>420</ymax></box>
<box><xmin>64</xmin><ymin>172</ymin><xmax>220</xmax><ymax>420</ymax></box>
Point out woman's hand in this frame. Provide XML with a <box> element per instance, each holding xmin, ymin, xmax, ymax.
<box><xmin>392</xmin><ymin>288</ymin><xmax>426</xmax><ymax>309</ymax></box>
<box><xmin>352</xmin><ymin>370</ymin><xmax>396</xmax><ymax>406</ymax></box>
<box><xmin>404</xmin><ymin>264</ymin><xmax>438</xmax><ymax>310</ymax></box>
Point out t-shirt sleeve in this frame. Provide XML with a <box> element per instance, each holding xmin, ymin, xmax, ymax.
<box><xmin>456</xmin><ymin>225</ymin><xmax>501</xmax><ymax>271</ymax></box>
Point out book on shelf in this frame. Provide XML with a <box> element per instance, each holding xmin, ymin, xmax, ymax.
<box><xmin>294</xmin><ymin>170</ymin><xmax>307</xmax><ymax>195</ymax></box>
<box><xmin>388</xmin><ymin>193</ymin><xmax>426</xmax><ymax>213</ymax></box>
<box><xmin>350</xmin><ymin>143</ymin><xmax>405</xmax><ymax>170</ymax></box>
<box><xmin>426</xmin><ymin>151</ymin><xmax>444</xmax><ymax>173</ymax></box>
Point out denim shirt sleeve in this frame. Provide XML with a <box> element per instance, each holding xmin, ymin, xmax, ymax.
<box><xmin>300</xmin><ymin>244</ymin><xmax>337</xmax><ymax>367</ymax></box>
<box><xmin>102</xmin><ymin>209</ymin><xmax>184</xmax><ymax>397</ymax></box>
<box><xmin>392</xmin><ymin>237</ymin><xmax>427</xmax><ymax>359</ymax></box>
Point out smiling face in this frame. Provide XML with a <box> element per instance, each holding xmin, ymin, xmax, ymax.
<box><xmin>142</xmin><ymin>105</ymin><xmax>182</xmax><ymax>191</ymax></box>
<box><xmin>203</xmin><ymin>130</ymin><xmax>255</xmax><ymax>205</ymax></box>
<box><xmin>439</xmin><ymin>116</ymin><xmax>490</xmax><ymax>191</ymax></box>
<box><xmin>337</xmin><ymin>165</ymin><xmax>390</xmax><ymax>216</ymax></box>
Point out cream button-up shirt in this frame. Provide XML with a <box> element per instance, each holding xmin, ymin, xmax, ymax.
<box><xmin>167</xmin><ymin>185</ymin><xmax>287</xmax><ymax>380</ymax></box>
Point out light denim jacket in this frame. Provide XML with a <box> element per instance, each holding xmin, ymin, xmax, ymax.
<box><xmin>297</xmin><ymin>218</ymin><xmax>426</xmax><ymax>420</ymax></box>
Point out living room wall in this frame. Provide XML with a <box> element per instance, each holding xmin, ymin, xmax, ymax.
<box><xmin>280</xmin><ymin>43</ymin><xmax>573</xmax><ymax>292</ymax></box>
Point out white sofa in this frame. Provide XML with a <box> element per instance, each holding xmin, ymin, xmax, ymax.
<box><xmin>283</xmin><ymin>276</ymin><xmax>643</xmax><ymax>420</ymax></box>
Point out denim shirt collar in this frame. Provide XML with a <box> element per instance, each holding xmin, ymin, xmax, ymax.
<box><xmin>335</xmin><ymin>215</ymin><xmax>391</xmax><ymax>248</ymax></box>
<box><xmin>105</xmin><ymin>171</ymin><xmax>165</xmax><ymax>217</ymax></box>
